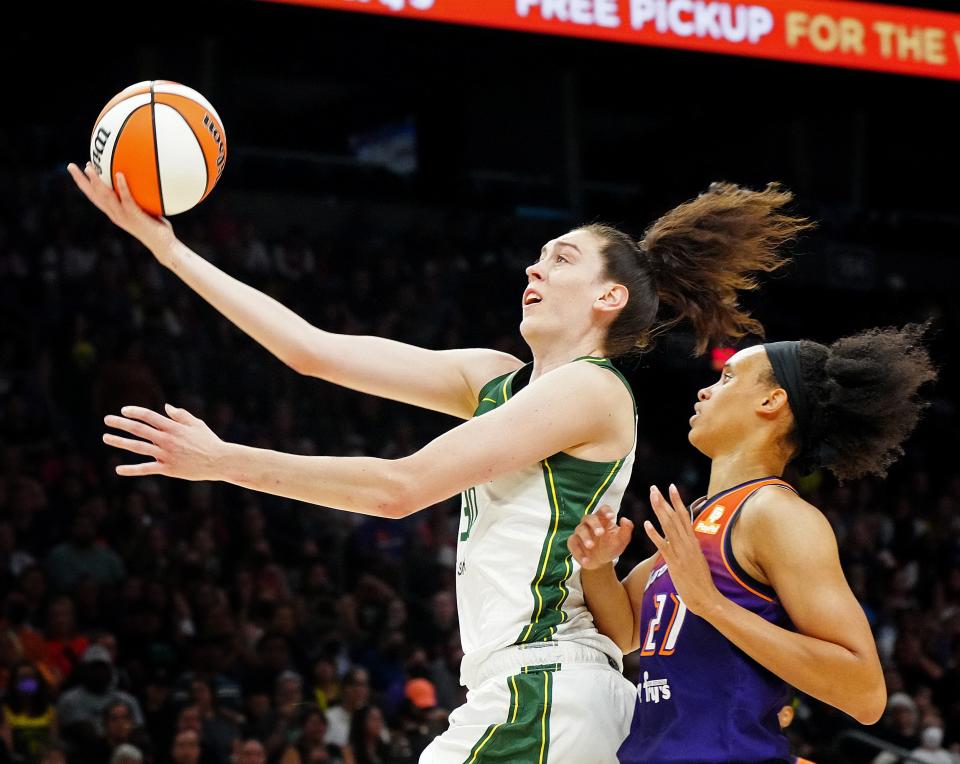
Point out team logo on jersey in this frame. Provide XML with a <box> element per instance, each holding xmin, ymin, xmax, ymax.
<box><xmin>695</xmin><ymin>505</ymin><xmax>726</xmax><ymax>535</ymax></box>
<box><xmin>640</xmin><ymin>671</ymin><xmax>672</xmax><ymax>704</ymax></box>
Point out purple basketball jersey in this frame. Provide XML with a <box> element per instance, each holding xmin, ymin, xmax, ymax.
<box><xmin>618</xmin><ymin>477</ymin><xmax>797</xmax><ymax>764</ymax></box>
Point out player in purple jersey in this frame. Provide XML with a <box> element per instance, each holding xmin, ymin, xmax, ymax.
<box><xmin>568</xmin><ymin>325</ymin><xmax>935</xmax><ymax>763</ymax></box>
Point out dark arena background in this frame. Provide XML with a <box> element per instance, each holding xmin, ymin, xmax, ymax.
<box><xmin>2</xmin><ymin>2</ymin><xmax>960</xmax><ymax>763</ymax></box>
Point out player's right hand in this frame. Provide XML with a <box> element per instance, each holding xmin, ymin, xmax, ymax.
<box><xmin>67</xmin><ymin>162</ymin><xmax>175</xmax><ymax>257</ymax></box>
<box><xmin>568</xmin><ymin>505</ymin><xmax>634</xmax><ymax>570</ymax></box>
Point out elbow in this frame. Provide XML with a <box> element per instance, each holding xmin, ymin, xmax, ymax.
<box><xmin>844</xmin><ymin>671</ymin><xmax>886</xmax><ymax>725</ymax></box>
<box><xmin>286</xmin><ymin>330</ymin><xmax>329</xmax><ymax>376</ymax></box>
<box><xmin>374</xmin><ymin>467</ymin><xmax>422</xmax><ymax>520</ymax></box>
<box><xmin>287</xmin><ymin>350</ymin><xmax>321</xmax><ymax>377</ymax></box>
<box><xmin>851</xmin><ymin>687</ymin><xmax>887</xmax><ymax>726</ymax></box>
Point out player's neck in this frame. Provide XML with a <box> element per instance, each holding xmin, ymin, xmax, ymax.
<box><xmin>529</xmin><ymin>338</ymin><xmax>605</xmax><ymax>381</ymax></box>
<box><xmin>707</xmin><ymin>449</ymin><xmax>787</xmax><ymax>499</ymax></box>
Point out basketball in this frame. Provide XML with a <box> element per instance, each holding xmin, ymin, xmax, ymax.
<box><xmin>89</xmin><ymin>80</ymin><xmax>227</xmax><ymax>217</ymax></box>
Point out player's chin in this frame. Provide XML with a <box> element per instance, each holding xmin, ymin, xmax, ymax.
<box><xmin>687</xmin><ymin>422</ymin><xmax>710</xmax><ymax>455</ymax></box>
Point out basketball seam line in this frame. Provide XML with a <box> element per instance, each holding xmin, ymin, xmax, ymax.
<box><xmin>110</xmin><ymin>104</ymin><xmax>149</xmax><ymax>199</ymax></box>
<box><xmin>150</xmin><ymin>81</ymin><xmax>167</xmax><ymax>217</ymax></box>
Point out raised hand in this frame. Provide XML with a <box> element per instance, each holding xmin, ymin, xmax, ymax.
<box><xmin>66</xmin><ymin>163</ymin><xmax>175</xmax><ymax>256</ymax></box>
<box><xmin>567</xmin><ymin>505</ymin><xmax>635</xmax><ymax>570</ymax></box>
<box><xmin>103</xmin><ymin>404</ymin><xmax>226</xmax><ymax>481</ymax></box>
<box><xmin>644</xmin><ymin>484</ymin><xmax>721</xmax><ymax>617</ymax></box>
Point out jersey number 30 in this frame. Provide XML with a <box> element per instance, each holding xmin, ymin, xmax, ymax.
<box><xmin>460</xmin><ymin>487</ymin><xmax>478</xmax><ymax>542</ymax></box>
<box><xmin>640</xmin><ymin>593</ymin><xmax>687</xmax><ymax>656</ymax></box>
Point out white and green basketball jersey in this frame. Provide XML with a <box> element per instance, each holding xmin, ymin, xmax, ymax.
<box><xmin>456</xmin><ymin>357</ymin><xmax>636</xmax><ymax>685</ymax></box>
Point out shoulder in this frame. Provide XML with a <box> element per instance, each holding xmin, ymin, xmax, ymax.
<box><xmin>539</xmin><ymin>358</ymin><xmax>629</xmax><ymax>395</ymax></box>
<box><xmin>739</xmin><ymin>485</ymin><xmax>839</xmax><ymax>565</ymax></box>
<box><xmin>518</xmin><ymin>360</ymin><xmax>633</xmax><ymax>418</ymax></box>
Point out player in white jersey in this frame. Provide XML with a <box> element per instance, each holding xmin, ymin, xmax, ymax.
<box><xmin>69</xmin><ymin>162</ymin><xmax>809</xmax><ymax>762</ymax></box>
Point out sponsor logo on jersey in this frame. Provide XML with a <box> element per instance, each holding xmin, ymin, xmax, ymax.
<box><xmin>695</xmin><ymin>505</ymin><xmax>726</xmax><ymax>535</ymax></box>
<box><xmin>640</xmin><ymin>671</ymin><xmax>671</xmax><ymax>704</ymax></box>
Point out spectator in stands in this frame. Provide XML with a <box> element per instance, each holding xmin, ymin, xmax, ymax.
<box><xmin>170</xmin><ymin>729</ymin><xmax>202</xmax><ymax>764</ymax></box>
<box><xmin>37</xmin><ymin>744</ymin><xmax>67</xmax><ymax>764</ymax></box>
<box><xmin>0</xmin><ymin>521</ymin><xmax>34</xmax><ymax>581</ymax></box>
<box><xmin>875</xmin><ymin>692</ymin><xmax>922</xmax><ymax>755</ymax></box>
<box><xmin>95</xmin><ymin>700</ymin><xmax>145</xmax><ymax>762</ymax></box>
<box><xmin>56</xmin><ymin>645</ymin><xmax>143</xmax><ymax>755</ymax></box>
<box><xmin>110</xmin><ymin>743</ymin><xmax>144</xmax><ymax>764</ymax></box>
<box><xmin>0</xmin><ymin>661</ymin><xmax>57</xmax><ymax>761</ymax></box>
<box><xmin>279</xmin><ymin>706</ymin><xmax>338</xmax><ymax>764</ymax></box>
<box><xmin>188</xmin><ymin>677</ymin><xmax>240</xmax><ymax>764</ymax></box>
<box><xmin>308</xmin><ymin>657</ymin><xmax>340</xmax><ymax>713</ymax></box>
<box><xmin>342</xmin><ymin>706</ymin><xmax>392</xmax><ymax>764</ymax></box>
<box><xmin>264</xmin><ymin>670</ymin><xmax>305</xmax><ymax>759</ymax></box>
<box><xmin>141</xmin><ymin>669</ymin><xmax>176</xmax><ymax>754</ymax></box>
<box><xmin>910</xmin><ymin>726</ymin><xmax>954</xmax><ymax>764</ymax></box>
<box><xmin>235</xmin><ymin>738</ymin><xmax>268</xmax><ymax>764</ymax></box>
<box><xmin>42</xmin><ymin>597</ymin><xmax>89</xmax><ymax>687</ymax></box>
<box><xmin>324</xmin><ymin>669</ymin><xmax>371</xmax><ymax>749</ymax></box>
<box><xmin>45</xmin><ymin>514</ymin><xmax>124</xmax><ymax>594</ymax></box>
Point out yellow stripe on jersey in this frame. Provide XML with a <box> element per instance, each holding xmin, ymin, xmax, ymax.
<box><xmin>553</xmin><ymin>457</ymin><xmax>623</xmax><ymax>630</ymax></box>
<box><xmin>518</xmin><ymin>457</ymin><xmax>562</xmax><ymax>643</ymax></box>
<box><xmin>538</xmin><ymin>671</ymin><xmax>551</xmax><ymax>764</ymax></box>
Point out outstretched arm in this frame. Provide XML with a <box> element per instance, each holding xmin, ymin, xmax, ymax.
<box><xmin>644</xmin><ymin>484</ymin><xmax>886</xmax><ymax>725</ymax></box>
<box><xmin>104</xmin><ymin>360</ymin><xmax>632</xmax><ymax>518</ymax></box>
<box><xmin>68</xmin><ymin>163</ymin><xmax>521</xmax><ymax>419</ymax></box>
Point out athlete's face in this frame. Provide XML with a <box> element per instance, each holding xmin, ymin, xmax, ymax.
<box><xmin>688</xmin><ymin>346</ymin><xmax>782</xmax><ymax>457</ymax></box>
<box><xmin>520</xmin><ymin>228</ymin><xmax>621</xmax><ymax>346</ymax></box>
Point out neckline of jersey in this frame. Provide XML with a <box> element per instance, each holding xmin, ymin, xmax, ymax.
<box><xmin>698</xmin><ymin>475</ymin><xmax>785</xmax><ymax>512</ymax></box>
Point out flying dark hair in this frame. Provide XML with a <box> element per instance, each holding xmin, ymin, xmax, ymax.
<box><xmin>586</xmin><ymin>182</ymin><xmax>813</xmax><ymax>356</ymax></box>
<box><xmin>769</xmin><ymin>324</ymin><xmax>936</xmax><ymax>481</ymax></box>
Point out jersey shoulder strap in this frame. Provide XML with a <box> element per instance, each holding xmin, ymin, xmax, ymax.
<box><xmin>474</xmin><ymin>363</ymin><xmax>529</xmax><ymax>415</ymax></box>
<box><xmin>574</xmin><ymin>356</ymin><xmax>636</xmax><ymax>416</ymax></box>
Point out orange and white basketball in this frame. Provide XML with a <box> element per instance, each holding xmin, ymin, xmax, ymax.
<box><xmin>89</xmin><ymin>81</ymin><xmax>227</xmax><ymax>217</ymax></box>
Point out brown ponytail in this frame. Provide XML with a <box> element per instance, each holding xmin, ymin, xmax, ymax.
<box><xmin>589</xmin><ymin>182</ymin><xmax>813</xmax><ymax>357</ymax></box>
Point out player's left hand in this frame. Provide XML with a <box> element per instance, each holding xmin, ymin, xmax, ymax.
<box><xmin>644</xmin><ymin>483</ymin><xmax>723</xmax><ymax>618</ymax></box>
<box><xmin>103</xmin><ymin>404</ymin><xmax>226</xmax><ymax>481</ymax></box>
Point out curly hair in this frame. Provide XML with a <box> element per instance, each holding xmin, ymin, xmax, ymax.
<box><xmin>589</xmin><ymin>182</ymin><xmax>813</xmax><ymax>357</ymax></box>
<box><xmin>778</xmin><ymin>324</ymin><xmax>937</xmax><ymax>481</ymax></box>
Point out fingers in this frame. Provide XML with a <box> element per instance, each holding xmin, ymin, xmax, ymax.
<box><xmin>583</xmin><ymin>512</ymin><xmax>605</xmax><ymax>536</ymax></box>
<box><xmin>643</xmin><ymin>520</ymin><xmax>667</xmax><ymax>555</ymax></box>
<box><xmin>573</xmin><ymin>521</ymin><xmax>598</xmax><ymax>550</ymax></box>
<box><xmin>567</xmin><ymin>533</ymin><xmax>589</xmax><ymax>564</ymax></box>
<box><xmin>116</xmin><ymin>461</ymin><xmax>167</xmax><ymax>477</ymax></box>
<box><xmin>71</xmin><ymin>161</ymin><xmax>122</xmax><ymax>219</ymax></box>
<box><xmin>648</xmin><ymin>485</ymin><xmax>674</xmax><ymax>536</ymax></box>
<box><xmin>104</xmin><ymin>414</ymin><xmax>163</xmax><ymax>443</ymax></box>
<box><xmin>102</xmin><ymin>433</ymin><xmax>161</xmax><ymax>458</ymax></box>
<box><xmin>120</xmin><ymin>405</ymin><xmax>174</xmax><ymax>431</ymax></box>
<box><xmin>115</xmin><ymin>171</ymin><xmax>134</xmax><ymax>202</ymax></box>
<box><xmin>115</xmin><ymin>172</ymin><xmax>148</xmax><ymax>219</ymax></box>
<box><xmin>597</xmin><ymin>504</ymin><xmax>618</xmax><ymax>530</ymax></box>
<box><xmin>66</xmin><ymin>162</ymin><xmax>88</xmax><ymax>187</ymax></box>
<box><xmin>164</xmin><ymin>403</ymin><xmax>196</xmax><ymax>424</ymax></box>
<box><xmin>68</xmin><ymin>163</ymin><xmax>102</xmax><ymax>205</ymax></box>
<box><xmin>668</xmin><ymin>484</ymin><xmax>691</xmax><ymax>523</ymax></box>
<box><xmin>619</xmin><ymin>517</ymin><xmax>635</xmax><ymax>535</ymax></box>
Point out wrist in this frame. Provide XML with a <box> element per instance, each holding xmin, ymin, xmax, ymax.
<box><xmin>213</xmin><ymin>441</ymin><xmax>243</xmax><ymax>483</ymax></box>
<box><xmin>697</xmin><ymin>589</ymin><xmax>732</xmax><ymax>624</ymax></box>
<box><xmin>151</xmin><ymin>231</ymin><xmax>181</xmax><ymax>267</ymax></box>
<box><xmin>581</xmin><ymin>560</ymin><xmax>617</xmax><ymax>576</ymax></box>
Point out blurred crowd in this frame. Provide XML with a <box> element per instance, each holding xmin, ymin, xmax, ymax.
<box><xmin>1</xmin><ymin>173</ymin><xmax>959</xmax><ymax>764</ymax></box>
